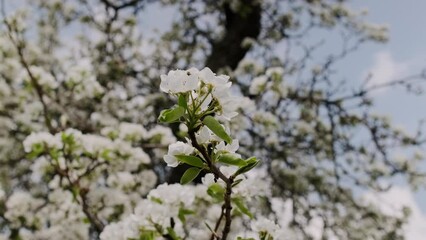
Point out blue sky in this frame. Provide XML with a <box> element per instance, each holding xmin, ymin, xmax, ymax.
<box><xmin>340</xmin><ymin>1</ymin><xmax>426</xmax><ymax>238</ymax></box>
<box><xmin>351</xmin><ymin>0</ymin><xmax>426</xmax><ymax>119</ymax></box>
<box><xmin>350</xmin><ymin>0</ymin><xmax>426</xmax><ymax>206</ymax></box>
<box><xmin>277</xmin><ymin>2</ymin><xmax>426</xmax><ymax>237</ymax></box>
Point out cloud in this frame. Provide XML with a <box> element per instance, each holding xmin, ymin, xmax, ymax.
<box><xmin>363</xmin><ymin>187</ymin><xmax>426</xmax><ymax>240</ymax></box>
<box><xmin>365</xmin><ymin>51</ymin><xmax>409</xmax><ymax>91</ymax></box>
<box><xmin>272</xmin><ymin>187</ymin><xmax>426</xmax><ymax>240</ymax></box>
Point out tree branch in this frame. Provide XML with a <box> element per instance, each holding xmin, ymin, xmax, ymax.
<box><xmin>187</xmin><ymin>129</ymin><xmax>234</xmax><ymax>240</ymax></box>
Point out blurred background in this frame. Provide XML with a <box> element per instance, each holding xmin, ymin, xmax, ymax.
<box><xmin>1</xmin><ymin>0</ymin><xmax>426</xmax><ymax>239</ymax></box>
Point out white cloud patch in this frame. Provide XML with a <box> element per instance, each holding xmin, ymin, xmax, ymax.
<box><xmin>363</xmin><ymin>187</ymin><xmax>426</xmax><ymax>240</ymax></box>
<box><xmin>271</xmin><ymin>187</ymin><xmax>426</xmax><ymax>240</ymax></box>
<box><xmin>364</xmin><ymin>51</ymin><xmax>409</xmax><ymax>92</ymax></box>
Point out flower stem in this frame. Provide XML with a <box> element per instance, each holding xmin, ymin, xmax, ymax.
<box><xmin>188</xmin><ymin>129</ymin><xmax>233</xmax><ymax>240</ymax></box>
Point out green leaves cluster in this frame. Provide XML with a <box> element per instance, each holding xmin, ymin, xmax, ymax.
<box><xmin>158</xmin><ymin>95</ymin><xmax>232</xmax><ymax>144</ymax></box>
<box><xmin>159</xmin><ymin>91</ymin><xmax>259</xmax><ymax>185</ymax></box>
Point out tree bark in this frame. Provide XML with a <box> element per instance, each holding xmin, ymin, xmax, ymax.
<box><xmin>205</xmin><ymin>0</ymin><xmax>262</xmax><ymax>72</ymax></box>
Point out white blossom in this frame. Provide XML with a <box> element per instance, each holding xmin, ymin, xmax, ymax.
<box><xmin>118</xmin><ymin>122</ymin><xmax>147</xmax><ymax>141</ymax></box>
<box><xmin>199</xmin><ymin>67</ymin><xmax>230</xmax><ymax>88</ymax></box>
<box><xmin>81</xmin><ymin>134</ymin><xmax>114</xmax><ymax>156</ymax></box>
<box><xmin>5</xmin><ymin>191</ymin><xmax>44</xmax><ymax>227</ymax></box>
<box><xmin>20</xmin><ymin>66</ymin><xmax>58</xmax><ymax>89</ymax></box>
<box><xmin>160</xmin><ymin>68</ymin><xmax>200</xmax><ymax>93</ymax></box>
<box><xmin>216</xmin><ymin>139</ymin><xmax>240</xmax><ymax>154</ymax></box>
<box><xmin>249</xmin><ymin>75</ymin><xmax>268</xmax><ymax>95</ymax></box>
<box><xmin>100</xmin><ymin>215</ymin><xmax>140</xmax><ymax>240</ymax></box>
<box><xmin>163</xmin><ymin>141</ymin><xmax>195</xmax><ymax>167</ymax></box>
<box><xmin>251</xmin><ymin>217</ymin><xmax>280</xmax><ymax>235</ymax></box>
<box><xmin>23</xmin><ymin>132</ymin><xmax>62</xmax><ymax>152</ymax></box>
<box><xmin>266</xmin><ymin>67</ymin><xmax>284</xmax><ymax>78</ymax></box>
<box><xmin>107</xmin><ymin>172</ymin><xmax>136</xmax><ymax>189</ymax></box>
<box><xmin>196</xmin><ymin>125</ymin><xmax>214</xmax><ymax>144</ymax></box>
<box><xmin>146</xmin><ymin>125</ymin><xmax>176</xmax><ymax>145</ymax></box>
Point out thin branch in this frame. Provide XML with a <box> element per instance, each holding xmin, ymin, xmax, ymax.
<box><xmin>187</xmin><ymin>129</ymin><xmax>234</xmax><ymax>240</ymax></box>
<box><xmin>1</xmin><ymin>8</ymin><xmax>55</xmax><ymax>133</ymax></box>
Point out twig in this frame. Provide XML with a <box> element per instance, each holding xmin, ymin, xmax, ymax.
<box><xmin>188</xmin><ymin>129</ymin><xmax>234</xmax><ymax>240</ymax></box>
<box><xmin>1</xmin><ymin>8</ymin><xmax>55</xmax><ymax>133</ymax></box>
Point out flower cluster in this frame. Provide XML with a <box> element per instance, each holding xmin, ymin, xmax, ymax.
<box><xmin>100</xmin><ymin>178</ymin><xmax>276</xmax><ymax>240</ymax></box>
<box><xmin>19</xmin><ymin>66</ymin><xmax>58</xmax><ymax>90</ymax></box>
<box><xmin>95</xmin><ymin>68</ymin><xmax>284</xmax><ymax>240</ymax></box>
<box><xmin>160</xmin><ymin>67</ymin><xmax>238</xmax><ymax>121</ymax></box>
<box><xmin>4</xmin><ymin>126</ymin><xmax>160</xmax><ymax>239</ymax></box>
<box><xmin>110</xmin><ymin>67</ymin><xmax>269</xmax><ymax>240</ymax></box>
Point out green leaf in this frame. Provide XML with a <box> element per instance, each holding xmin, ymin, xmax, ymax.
<box><xmin>233</xmin><ymin>197</ymin><xmax>254</xmax><ymax>219</ymax></box>
<box><xmin>202</xmin><ymin>116</ymin><xmax>232</xmax><ymax>144</ymax></box>
<box><xmin>49</xmin><ymin>149</ymin><xmax>60</xmax><ymax>161</ymax></box>
<box><xmin>166</xmin><ymin>227</ymin><xmax>181</xmax><ymax>240</ymax></box>
<box><xmin>175</xmin><ymin>155</ymin><xmax>204</xmax><ymax>168</ymax></box>
<box><xmin>61</xmin><ymin>132</ymin><xmax>77</xmax><ymax>146</ymax></box>
<box><xmin>138</xmin><ymin>231</ymin><xmax>156</xmax><ymax>240</ymax></box>
<box><xmin>178</xmin><ymin>207</ymin><xmax>195</xmax><ymax>223</ymax></box>
<box><xmin>26</xmin><ymin>144</ymin><xmax>44</xmax><ymax>159</ymax></box>
<box><xmin>233</xmin><ymin>157</ymin><xmax>260</xmax><ymax>177</ymax></box>
<box><xmin>100</xmin><ymin>149</ymin><xmax>112</xmax><ymax>161</ymax></box>
<box><xmin>150</xmin><ymin>197</ymin><xmax>163</xmax><ymax>204</ymax></box>
<box><xmin>180</xmin><ymin>167</ymin><xmax>202</xmax><ymax>184</ymax></box>
<box><xmin>204</xmin><ymin>222</ymin><xmax>215</xmax><ymax>234</ymax></box>
<box><xmin>71</xmin><ymin>185</ymin><xmax>80</xmax><ymax>201</ymax></box>
<box><xmin>158</xmin><ymin>106</ymin><xmax>185</xmax><ymax>123</ymax></box>
<box><xmin>178</xmin><ymin>94</ymin><xmax>187</xmax><ymax>109</ymax></box>
<box><xmin>217</xmin><ymin>154</ymin><xmax>247</xmax><ymax>166</ymax></box>
<box><xmin>232</xmin><ymin>178</ymin><xmax>243</xmax><ymax>187</ymax></box>
<box><xmin>207</xmin><ymin>183</ymin><xmax>225</xmax><ymax>202</ymax></box>
<box><xmin>26</xmin><ymin>143</ymin><xmax>45</xmax><ymax>159</ymax></box>
<box><xmin>259</xmin><ymin>232</ymin><xmax>274</xmax><ymax>240</ymax></box>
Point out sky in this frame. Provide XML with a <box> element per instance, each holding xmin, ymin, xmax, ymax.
<box><xmin>340</xmin><ymin>1</ymin><xmax>426</xmax><ymax>238</ymax></box>
<box><xmin>3</xmin><ymin>0</ymin><xmax>426</xmax><ymax>239</ymax></box>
